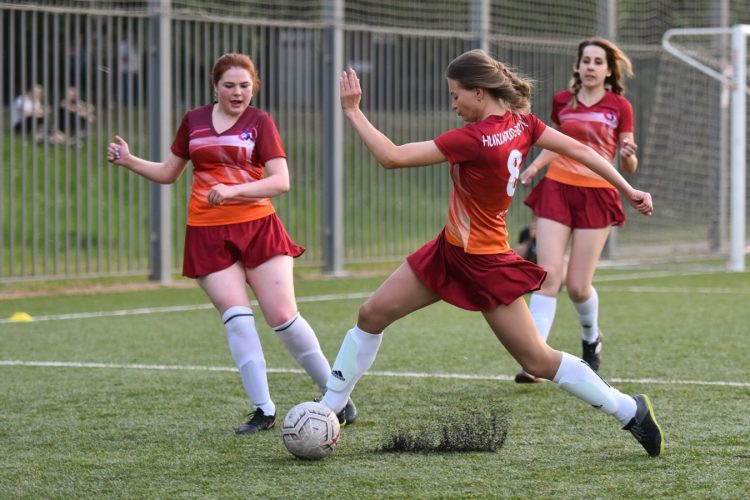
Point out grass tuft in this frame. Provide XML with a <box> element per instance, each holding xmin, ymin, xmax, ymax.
<box><xmin>378</xmin><ymin>408</ymin><xmax>509</xmax><ymax>453</ymax></box>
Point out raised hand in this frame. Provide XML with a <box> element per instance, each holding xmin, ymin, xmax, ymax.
<box><xmin>340</xmin><ymin>68</ymin><xmax>362</xmax><ymax>112</ymax></box>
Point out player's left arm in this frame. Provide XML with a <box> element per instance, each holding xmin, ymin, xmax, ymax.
<box><xmin>206</xmin><ymin>157</ymin><xmax>290</xmax><ymax>206</ymax></box>
<box><xmin>619</xmin><ymin>131</ymin><xmax>638</xmax><ymax>175</ymax></box>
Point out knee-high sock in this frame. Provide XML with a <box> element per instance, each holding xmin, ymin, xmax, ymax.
<box><xmin>273</xmin><ymin>313</ymin><xmax>331</xmax><ymax>393</ymax></box>
<box><xmin>573</xmin><ymin>287</ymin><xmax>599</xmax><ymax>342</ymax></box>
<box><xmin>553</xmin><ymin>352</ymin><xmax>636</xmax><ymax>425</ymax></box>
<box><xmin>223</xmin><ymin>306</ymin><xmax>275</xmax><ymax>416</ymax></box>
<box><xmin>529</xmin><ymin>293</ymin><xmax>557</xmax><ymax>343</ymax></box>
<box><xmin>321</xmin><ymin>325</ymin><xmax>383</xmax><ymax>414</ymax></box>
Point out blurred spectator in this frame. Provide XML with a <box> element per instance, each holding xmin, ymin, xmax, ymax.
<box><xmin>58</xmin><ymin>86</ymin><xmax>95</xmax><ymax>142</ymax></box>
<box><xmin>11</xmin><ymin>84</ymin><xmax>46</xmax><ymax>136</ymax></box>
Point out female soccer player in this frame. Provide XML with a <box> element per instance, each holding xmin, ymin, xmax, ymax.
<box><xmin>107</xmin><ymin>52</ymin><xmax>355</xmax><ymax>434</ymax></box>
<box><xmin>517</xmin><ymin>38</ymin><xmax>638</xmax><ymax>381</ymax></box>
<box><xmin>319</xmin><ymin>49</ymin><xmax>664</xmax><ymax>457</ymax></box>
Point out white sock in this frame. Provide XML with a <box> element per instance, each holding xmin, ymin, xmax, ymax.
<box><xmin>574</xmin><ymin>288</ymin><xmax>600</xmax><ymax>343</ymax></box>
<box><xmin>321</xmin><ymin>325</ymin><xmax>383</xmax><ymax>413</ymax></box>
<box><xmin>553</xmin><ymin>352</ymin><xmax>636</xmax><ymax>425</ymax></box>
<box><xmin>529</xmin><ymin>293</ymin><xmax>557</xmax><ymax>343</ymax></box>
<box><xmin>273</xmin><ymin>313</ymin><xmax>331</xmax><ymax>393</ymax></box>
<box><xmin>222</xmin><ymin>306</ymin><xmax>275</xmax><ymax>417</ymax></box>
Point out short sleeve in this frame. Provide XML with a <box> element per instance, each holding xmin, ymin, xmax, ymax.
<box><xmin>550</xmin><ymin>90</ymin><xmax>570</xmax><ymax>127</ymax></box>
<box><xmin>170</xmin><ymin>113</ymin><xmax>191</xmax><ymax>159</ymax></box>
<box><xmin>434</xmin><ymin>126</ymin><xmax>480</xmax><ymax>165</ymax></box>
<box><xmin>524</xmin><ymin>114</ymin><xmax>547</xmax><ymax>143</ymax></box>
<box><xmin>253</xmin><ymin>112</ymin><xmax>286</xmax><ymax>164</ymax></box>
<box><xmin>617</xmin><ymin>97</ymin><xmax>634</xmax><ymax>133</ymax></box>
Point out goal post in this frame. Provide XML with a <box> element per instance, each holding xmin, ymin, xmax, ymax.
<box><xmin>662</xmin><ymin>24</ymin><xmax>749</xmax><ymax>272</ymax></box>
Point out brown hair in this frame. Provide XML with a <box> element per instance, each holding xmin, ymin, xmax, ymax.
<box><xmin>211</xmin><ymin>53</ymin><xmax>260</xmax><ymax>94</ymax></box>
<box><xmin>445</xmin><ymin>49</ymin><xmax>533</xmax><ymax>114</ymax></box>
<box><xmin>570</xmin><ymin>37</ymin><xmax>633</xmax><ymax>104</ymax></box>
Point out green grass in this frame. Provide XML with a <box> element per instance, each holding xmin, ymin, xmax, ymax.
<box><xmin>1</xmin><ymin>266</ymin><xmax>749</xmax><ymax>498</ymax></box>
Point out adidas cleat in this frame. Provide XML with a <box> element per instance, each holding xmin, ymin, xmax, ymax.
<box><xmin>315</xmin><ymin>396</ymin><xmax>358</xmax><ymax>427</ymax></box>
<box><xmin>336</xmin><ymin>397</ymin><xmax>358</xmax><ymax>427</ymax></box>
<box><xmin>623</xmin><ymin>394</ymin><xmax>664</xmax><ymax>457</ymax></box>
<box><xmin>582</xmin><ymin>331</ymin><xmax>603</xmax><ymax>372</ymax></box>
<box><xmin>235</xmin><ymin>408</ymin><xmax>276</xmax><ymax>434</ymax></box>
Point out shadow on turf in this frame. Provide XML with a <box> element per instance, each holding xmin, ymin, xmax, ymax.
<box><xmin>377</xmin><ymin>408</ymin><xmax>510</xmax><ymax>453</ymax></box>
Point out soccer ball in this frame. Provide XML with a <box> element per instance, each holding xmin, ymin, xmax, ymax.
<box><xmin>282</xmin><ymin>401</ymin><xmax>341</xmax><ymax>460</ymax></box>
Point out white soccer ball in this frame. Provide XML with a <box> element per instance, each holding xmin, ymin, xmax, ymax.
<box><xmin>282</xmin><ymin>401</ymin><xmax>341</xmax><ymax>460</ymax></box>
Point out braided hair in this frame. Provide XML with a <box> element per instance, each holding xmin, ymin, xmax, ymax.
<box><xmin>445</xmin><ymin>49</ymin><xmax>533</xmax><ymax>114</ymax></box>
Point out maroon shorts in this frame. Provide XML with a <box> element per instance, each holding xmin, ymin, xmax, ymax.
<box><xmin>182</xmin><ymin>214</ymin><xmax>305</xmax><ymax>278</ymax></box>
<box><xmin>524</xmin><ymin>178</ymin><xmax>625</xmax><ymax>229</ymax></box>
<box><xmin>406</xmin><ymin>231</ymin><xmax>547</xmax><ymax>311</ymax></box>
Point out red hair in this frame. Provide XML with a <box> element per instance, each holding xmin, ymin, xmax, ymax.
<box><xmin>211</xmin><ymin>53</ymin><xmax>260</xmax><ymax>94</ymax></box>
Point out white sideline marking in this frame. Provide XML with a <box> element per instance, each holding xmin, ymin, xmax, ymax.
<box><xmin>3</xmin><ymin>283</ymin><xmax>749</xmax><ymax>325</ymax></box>
<box><xmin>0</xmin><ymin>292</ymin><xmax>372</xmax><ymax>324</ymax></box>
<box><xmin>1</xmin><ymin>360</ymin><xmax>748</xmax><ymax>388</ymax></box>
<box><xmin>597</xmin><ymin>285</ymin><xmax>750</xmax><ymax>294</ymax></box>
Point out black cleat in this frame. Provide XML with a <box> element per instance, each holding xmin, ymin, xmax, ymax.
<box><xmin>235</xmin><ymin>408</ymin><xmax>276</xmax><ymax>434</ymax></box>
<box><xmin>341</xmin><ymin>397</ymin><xmax>357</xmax><ymax>426</ymax></box>
<box><xmin>582</xmin><ymin>331</ymin><xmax>603</xmax><ymax>372</ymax></box>
<box><xmin>623</xmin><ymin>394</ymin><xmax>665</xmax><ymax>457</ymax></box>
<box><xmin>315</xmin><ymin>397</ymin><xmax>357</xmax><ymax>426</ymax></box>
<box><xmin>514</xmin><ymin>370</ymin><xmax>544</xmax><ymax>384</ymax></box>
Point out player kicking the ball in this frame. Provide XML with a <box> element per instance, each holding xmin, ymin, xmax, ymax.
<box><xmin>318</xmin><ymin>50</ymin><xmax>664</xmax><ymax>457</ymax></box>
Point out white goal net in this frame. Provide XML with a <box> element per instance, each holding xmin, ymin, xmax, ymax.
<box><xmin>613</xmin><ymin>24</ymin><xmax>749</xmax><ymax>269</ymax></box>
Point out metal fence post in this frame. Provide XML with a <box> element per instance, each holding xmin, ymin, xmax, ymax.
<box><xmin>147</xmin><ymin>0</ymin><xmax>172</xmax><ymax>284</ymax></box>
<box><xmin>598</xmin><ymin>0</ymin><xmax>617</xmax><ymax>259</ymax></box>
<box><xmin>470</xmin><ymin>0</ymin><xmax>490</xmax><ymax>52</ymax></box>
<box><xmin>322</xmin><ymin>0</ymin><xmax>344</xmax><ymax>275</ymax></box>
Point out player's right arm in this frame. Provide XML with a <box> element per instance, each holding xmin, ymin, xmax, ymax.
<box><xmin>340</xmin><ymin>69</ymin><xmax>446</xmax><ymax>169</ymax></box>
<box><xmin>107</xmin><ymin>135</ymin><xmax>188</xmax><ymax>184</ymax></box>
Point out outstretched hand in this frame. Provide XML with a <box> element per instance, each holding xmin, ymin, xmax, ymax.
<box><xmin>340</xmin><ymin>68</ymin><xmax>362</xmax><ymax>112</ymax></box>
<box><xmin>627</xmin><ymin>189</ymin><xmax>653</xmax><ymax>216</ymax></box>
<box><xmin>107</xmin><ymin>135</ymin><xmax>130</xmax><ymax>165</ymax></box>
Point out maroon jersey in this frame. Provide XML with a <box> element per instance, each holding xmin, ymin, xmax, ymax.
<box><xmin>171</xmin><ymin>104</ymin><xmax>286</xmax><ymax>226</ymax></box>
<box><xmin>546</xmin><ymin>90</ymin><xmax>634</xmax><ymax>188</ymax></box>
<box><xmin>434</xmin><ymin>113</ymin><xmax>546</xmax><ymax>254</ymax></box>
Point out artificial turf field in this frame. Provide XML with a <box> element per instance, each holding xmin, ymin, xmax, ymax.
<box><xmin>1</xmin><ymin>262</ymin><xmax>748</xmax><ymax>498</ymax></box>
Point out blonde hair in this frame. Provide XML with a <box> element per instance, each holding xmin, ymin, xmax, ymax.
<box><xmin>445</xmin><ymin>49</ymin><xmax>533</xmax><ymax>114</ymax></box>
<box><xmin>569</xmin><ymin>37</ymin><xmax>634</xmax><ymax>107</ymax></box>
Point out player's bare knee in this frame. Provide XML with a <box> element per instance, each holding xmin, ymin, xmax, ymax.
<box><xmin>566</xmin><ymin>284</ymin><xmax>589</xmax><ymax>303</ymax></box>
<box><xmin>519</xmin><ymin>350</ymin><xmax>559</xmax><ymax>380</ymax></box>
<box><xmin>540</xmin><ymin>271</ymin><xmax>563</xmax><ymax>294</ymax></box>
<box><xmin>264</xmin><ymin>306</ymin><xmax>298</xmax><ymax>328</ymax></box>
<box><xmin>357</xmin><ymin>302</ymin><xmax>391</xmax><ymax>333</ymax></box>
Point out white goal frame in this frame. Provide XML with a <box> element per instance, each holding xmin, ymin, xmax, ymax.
<box><xmin>662</xmin><ymin>24</ymin><xmax>749</xmax><ymax>271</ymax></box>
